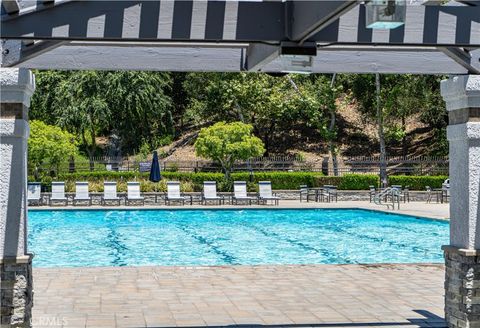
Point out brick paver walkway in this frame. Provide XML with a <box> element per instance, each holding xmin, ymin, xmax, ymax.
<box><xmin>32</xmin><ymin>264</ymin><xmax>445</xmax><ymax>328</ymax></box>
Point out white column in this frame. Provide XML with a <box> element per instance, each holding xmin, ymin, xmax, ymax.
<box><xmin>441</xmin><ymin>75</ymin><xmax>480</xmax><ymax>328</ymax></box>
<box><xmin>0</xmin><ymin>68</ymin><xmax>35</xmax><ymax>327</ymax></box>
<box><xmin>0</xmin><ymin>68</ymin><xmax>34</xmax><ymax>258</ymax></box>
<box><xmin>442</xmin><ymin>75</ymin><xmax>480</xmax><ymax>249</ymax></box>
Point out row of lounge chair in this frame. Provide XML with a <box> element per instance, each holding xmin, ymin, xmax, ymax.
<box><xmin>27</xmin><ymin>181</ymin><xmax>280</xmax><ymax>206</ymax></box>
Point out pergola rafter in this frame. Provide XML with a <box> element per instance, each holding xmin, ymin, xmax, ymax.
<box><xmin>1</xmin><ymin>0</ymin><xmax>480</xmax><ymax>73</ymax></box>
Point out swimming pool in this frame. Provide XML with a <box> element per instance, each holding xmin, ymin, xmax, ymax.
<box><xmin>28</xmin><ymin>209</ymin><xmax>448</xmax><ymax>267</ymax></box>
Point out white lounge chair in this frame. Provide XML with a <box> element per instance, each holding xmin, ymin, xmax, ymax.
<box><xmin>165</xmin><ymin>181</ymin><xmax>192</xmax><ymax>205</ymax></box>
<box><xmin>125</xmin><ymin>182</ymin><xmax>144</xmax><ymax>205</ymax></box>
<box><xmin>101</xmin><ymin>181</ymin><xmax>121</xmax><ymax>206</ymax></box>
<box><xmin>202</xmin><ymin>181</ymin><xmax>224</xmax><ymax>205</ymax></box>
<box><xmin>50</xmin><ymin>181</ymin><xmax>68</xmax><ymax>205</ymax></box>
<box><xmin>73</xmin><ymin>181</ymin><xmax>92</xmax><ymax>206</ymax></box>
<box><xmin>27</xmin><ymin>182</ymin><xmax>42</xmax><ymax>206</ymax></box>
<box><xmin>232</xmin><ymin>181</ymin><xmax>255</xmax><ymax>205</ymax></box>
<box><xmin>257</xmin><ymin>181</ymin><xmax>280</xmax><ymax>205</ymax></box>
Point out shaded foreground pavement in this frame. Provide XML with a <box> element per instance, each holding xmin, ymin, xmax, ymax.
<box><xmin>32</xmin><ymin>264</ymin><xmax>445</xmax><ymax>327</ymax></box>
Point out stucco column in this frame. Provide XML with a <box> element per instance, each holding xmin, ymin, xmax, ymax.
<box><xmin>0</xmin><ymin>68</ymin><xmax>35</xmax><ymax>327</ymax></box>
<box><xmin>441</xmin><ymin>75</ymin><xmax>480</xmax><ymax>328</ymax></box>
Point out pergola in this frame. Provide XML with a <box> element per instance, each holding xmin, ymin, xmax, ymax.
<box><xmin>1</xmin><ymin>0</ymin><xmax>479</xmax><ymax>73</ymax></box>
<box><xmin>0</xmin><ymin>1</ymin><xmax>479</xmax><ymax>327</ymax></box>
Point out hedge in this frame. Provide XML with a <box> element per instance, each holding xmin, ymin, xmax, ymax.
<box><xmin>29</xmin><ymin>171</ymin><xmax>447</xmax><ymax>192</ymax></box>
<box><xmin>311</xmin><ymin>175</ymin><xmax>380</xmax><ymax>190</ymax></box>
<box><xmin>388</xmin><ymin>175</ymin><xmax>448</xmax><ymax>190</ymax></box>
<box><xmin>32</xmin><ymin>171</ymin><xmax>323</xmax><ymax>192</ymax></box>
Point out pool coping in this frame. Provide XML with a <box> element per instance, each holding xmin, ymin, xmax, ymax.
<box><xmin>32</xmin><ymin>262</ymin><xmax>446</xmax><ymax>270</ymax></box>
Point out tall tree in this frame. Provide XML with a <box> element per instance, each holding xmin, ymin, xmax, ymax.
<box><xmin>54</xmin><ymin>71</ymin><xmax>110</xmax><ymax>170</ymax></box>
<box><xmin>106</xmin><ymin>71</ymin><xmax>173</xmax><ymax>151</ymax></box>
<box><xmin>292</xmin><ymin>74</ymin><xmax>341</xmax><ymax>175</ymax></box>
<box><xmin>30</xmin><ymin>70</ymin><xmax>71</xmax><ymax>124</ymax></box>
<box><xmin>376</xmin><ymin>73</ymin><xmax>387</xmax><ymax>186</ymax></box>
<box><xmin>184</xmin><ymin>73</ymin><xmax>312</xmax><ymax>154</ymax></box>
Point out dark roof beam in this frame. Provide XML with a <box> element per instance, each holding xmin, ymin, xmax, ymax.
<box><xmin>2</xmin><ymin>0</ymin><xmax>20</xmax><ymax>14</ymax></box>
<box><xmin>438</xmin><ymin>47</ymin><xmax>480</xmax><ymax>74</ymax></box>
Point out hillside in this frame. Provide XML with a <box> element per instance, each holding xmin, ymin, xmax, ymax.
<box><xmin>161</xmin><ymin>98</ymin><xmax>436</xmax><ymax>162</ymax></box>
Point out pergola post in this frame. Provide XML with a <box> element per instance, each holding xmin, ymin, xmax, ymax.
<box><xmin>0</xmin><ymin>68</ymin><xmax>35</xmax><ymax>327</ymax></box>
<box><xmin>441</xmin><ymin>75</ymin><xmax>480</xmax><ymax>328</ymax></box>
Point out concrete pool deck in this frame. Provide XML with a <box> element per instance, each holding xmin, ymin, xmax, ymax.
<box><xmin>32</xmin><ymin>264</ymin><xmax>445</xmax><ymax>328</ymax></box>
<box><xmin>30</xmin><ymin>200</ymin><xmax>450</xmax><ymax>221</ymax></box>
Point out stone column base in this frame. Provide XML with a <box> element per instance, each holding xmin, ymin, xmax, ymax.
<box><xmin>443</xmin><ymin>246</ymin><xmax>480</xmax><ymax>328</ymax></box>
<box><xmin>1</xmin><ymin>254</ymin><xmax>33</xmax><ymax>328</ymax></box>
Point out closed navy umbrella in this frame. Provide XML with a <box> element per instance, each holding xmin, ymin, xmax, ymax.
<box><xmin>149</xmin><ymin>151</ymin><xmax>161</xmax><ymax>182</ymax></box>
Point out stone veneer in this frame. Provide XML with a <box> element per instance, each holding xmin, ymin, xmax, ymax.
<box><xmin>443</xmin><ymin>246</ymin><xmax>480</xmax><ymax>328</ymax></box>
<box><xmin>0</xmin><ymin>255</ymin><xmax>33</xmax><ymax>327</ymax></box>
<box><xmin>34</xmin><ymin>190</ymin><xmax>433</xmax><ymax>205</ymax></box>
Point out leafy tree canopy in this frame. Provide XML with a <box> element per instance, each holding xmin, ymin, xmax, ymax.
<box><xmin>30</xmin><ymin>70</ymin><xmax>173</xmax><ymax>156</ymax></box>
<box><xmin>28</xmin><ymin>120</ymin><xmax>78</xmax><ymax>178</ymax></box>
<box><xmin>194</xmin><ymin>121</ymin><xmax>265</xmax><ymax>179</ymax></box>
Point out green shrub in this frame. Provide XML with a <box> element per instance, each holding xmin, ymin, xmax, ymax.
<box><xmin>389</xmin><ymin>175</ymin><xmax>448</xmax><ymax>190</ymax></box>
<box><xmin>314</xmin><ymin>174</ymin><xmax>379</xmax><ymax>190</ymax></box>
<box><xmin>238</xmin><ymin>172</ymin><xmax>319</xmax><ymax>190</ymax></box>
<box><xmin>339</xmin><ymin>174</ymin><xmax>380</xmax><ymax>190</ymax></box>
<box><xmin>29</xmin><ymin>170</ymin><xmax>448</xmax><ymax>192</ymax></box>
<box><xmin>314</xmin><ymin>176</ymin><xmax>343</xmax><ymax>188</ymax></box>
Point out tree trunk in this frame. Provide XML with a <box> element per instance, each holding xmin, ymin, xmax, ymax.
<box><xmin>330</xmin><ymin>142</ymin><xmax>338</xmax><ymax>176</ymax></box>
<box><xmin>401</xmin><ymin>116</ymin><xmax>407</xmax><ymax>158</ymax></box>
<box><xmin>329</xmin><ymin>74</ymin><xmax>338</xmax><ymax>176</ymax></box>
<box><xmin>89</xmin><ymin>127</ymin><xmax>96</xmax><ymax>172</ymax></box>
<box><xmin>220</xmin><ymin>159</ymin><xmax>233</xmax><ymax>191</ymax></box>
<box><xmin>376</xmin><ymin>73</ymin><xmax>388</xmax><ymax>187</ymax></box>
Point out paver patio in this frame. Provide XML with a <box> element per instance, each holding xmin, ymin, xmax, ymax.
<box><xmin>32</xmin><ymin>264</ymin><xmax>445</xmax><ymax>328</ymax></box>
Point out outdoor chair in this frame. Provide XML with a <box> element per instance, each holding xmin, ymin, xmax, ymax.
<box><xmin>426</xmin><ymin>186</ymin><xmax>432</xmax><ymax>203</ymax></box>
<box><xmin>391</xmin><ymin>185</ymin><xmax>410</xmax><ymax>203</ymax></box>
<box><xmin>73</xmin><ymin>181</ymin><xmax>92</xmax><ymax>206</ymax></box>
<box><xmin>257</xmin><ymin>181</ymin><xmax>280</xmax><ymax>205</ymax></box>
<box><xmin>125</xmin><ymin>182</ymin><xmax>145</xmax><ymax>206</ymax></box>
<box><xmin>165</xmin><ymin>181</ymin><xmax>192</xmax><ymax>205</ymax></box>
<box><xmin>323</xmin><ymin>185</ymin><xmax>338</xmax><ymax>203</ymax></box>
<box><xmin>299</xmin><ymin>185</ymin><xmax>308</xmax><ymax>202</ymax></box>
<box><xmin>50</xmin><ymin>181</ymin><xmax>68</xmax><ymax>206</ymax></box>
<box><xmin>27</xmin><ymin>182</ymin><xmax>42</xmax><ymax>206</ymax></box>
<box><xmin>442</xmin><ymin>180</ymin><xmax>450</xmax><ymax>203</ymax></box>
<box><xmin>101</xmin><ymin>181</ymin><xmax>121</xmax><ymax>206</ymax></box>
<box><xmin>369</xmin><ymin>185</ymin><xmax>377</xmax><ymax>203</ymax></box>
<box><xmin>201</xmin><ymin>181</ymin><xmax>224</xmax><ymax>205</ymax></box>
<box><xmin>232</xmin><ymin>181</ymin><xmax>255</xmax><ymax>205</ymax></box>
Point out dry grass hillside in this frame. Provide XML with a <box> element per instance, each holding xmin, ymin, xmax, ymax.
<box><xmin>161</xmin><ymin>99</ymin><xmax>435</xmax><ymax>162</ymax></box>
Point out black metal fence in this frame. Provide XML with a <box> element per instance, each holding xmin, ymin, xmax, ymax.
<box><xmin>341</xmin><ymin>156</ymin><xmax>449</xmax><ymax>176</ymax></box>
<box><xmin>30</xmin><ymin>155</ymin><xmax>449</xmax><ymax>176</ymax></box>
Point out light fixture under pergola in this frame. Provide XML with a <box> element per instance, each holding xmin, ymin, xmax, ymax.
<box><xmin>0</xmin><ymin>0</ymin><xmax>478</xmax><ymax>75</ymax></box>
<box><xmin>366</xmin><ymin>0</ymin><xmax>407</xmax><ymax>29</ymax></box>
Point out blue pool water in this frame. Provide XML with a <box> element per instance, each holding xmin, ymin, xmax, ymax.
<box><xmin>28</xmin><ymin>209</ymin><xmax>449</xmax><ymax>267</ymax></box>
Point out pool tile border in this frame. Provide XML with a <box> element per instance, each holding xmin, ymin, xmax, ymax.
<box><xmin>28</xmin><ymin>204</ymin><xmax>449</xmax><ymax>222</ymax></box>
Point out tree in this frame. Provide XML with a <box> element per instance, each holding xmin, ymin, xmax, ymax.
<box><xmin>184</xmin><ymin>73</ymin><xmax>308</xmax><ymax>154</ymax></box>
<box><xmin>30</xmin><ymin>70</ymin><xmax>71</xmax><ymax>125</ymax></box>
<box><xmin>54</xmin><ymin>71</ymin><xmax>110</xmax><ymax>170</ymax></box>
<box><xmin>106</xmin><ymin>71</ymin><xmax>173</xmax><ymax>150</ymax></box>
<box><xmin>28</xmin><ymin>120</ymin><xmax>78</xmax><ymax>179</ymax></box>
<box><xmin>291</xmin><ymin>74</ymin><xmax>341</xmax><ymax>175</ymax></box>
<box><xmin>194</xmin><ymin>122</ymin><xmax>265</xmax><ymax>181</ymax></box>
<box><xmin>375</xmin><ymin>73</ymin><xmax>387</xmax><ymax>187</ymax></box>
